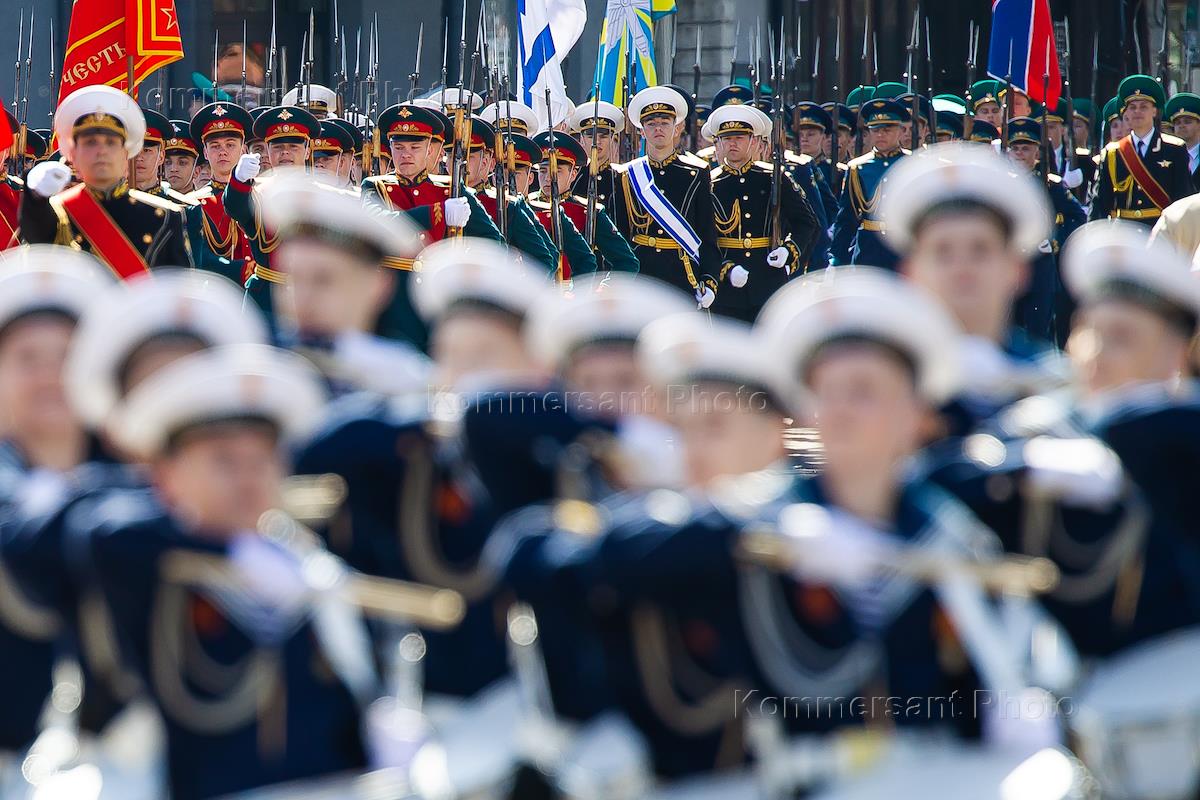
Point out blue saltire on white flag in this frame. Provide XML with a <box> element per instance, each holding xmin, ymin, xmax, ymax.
<box><xmin>517</xmin><ymin>0</ymin><xmax>587</xmax><ymax>131</ymax></box>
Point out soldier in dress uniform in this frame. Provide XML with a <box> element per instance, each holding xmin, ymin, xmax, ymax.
<box><xmin>968</xmin><ymin>119</ymin><xmax>1000</xmax><ymax>145</ymax></box>
<box><xmin>532</xmin><ymin>130</ymin><xmax>641</xmax><ymax>276</ymax></box>
<box><xmin>793</xmin><ymin>102</ymin><xmax>839</xmax><ymax>221</ymax></box>
<box><xmin>1005</xmin><ymin>117</ymin><xmax>1087</xmax><ymax>344</ymax></box>
<box><xmin>15</xmin><ymin>129</ymin><xmax>48</xmax><ymax>174</ymax></box>
<box><xmin>608</xmin><ymin>86</ymin><xmax>723</xmax><ymax>307</ymax></box>
<box><xmin>186</xmin><ymin>101</ymin><xmax>255</xmax><ymax>286</ymax></box>
<box><xmin>258</xmin><ymin>171</ymin><xmax>430</xmax><ymax>395</ymax></box>
<box><xmin>0</xmin><ymin>110</ymin><xmax>20</xmax><ymax>249</ymax></box>
<box><xmin>705</xmin><ymin>104</ymin><xmax>820</xmax><ymax>322</ymax></box>
<box><xmin>0</xmin><ymin>249</ymin><xmax>112</xmax><ymax>758</ymax></box>
<box><xmin>970</xmin><ymin>80</ymin><xmax>1003</xmax><ymax>131</ymax></box>
<box><xmin>1163</xmin><ymin>92</ymin><xmax>1200</xmax><ymax>191</ymax></box>
<box><xmin>163</xmin><ymin>119</ymin><xmax>201</xmax><ymax>194</ymax></box>
<box><xmin>935</xmin><ymin>110</ymin><xmax>964</xmax><ymax>142</ymax></box>
<box><xmin>829</xmin><ymin>98</ymin><xmax>909</xmax><ymax>269</ymax></box>
<box><xmin>821</xmin><ymin>102</ymin><xmax>855</xmax><ymax>195</ymax></box>
<box><xmin>568</xmin><ymin>101</ymin><xmax>624</xmax><ymax>210</ymax></box>
<box><xmin>459</xmin><ymin>117</ymin><xmax>559</xmax><ymax>272</ymax></box>
<box><xmin>1100</xmin><ymin>95</ymin><xmax>1125</xmax><ymax>145</ymax></box>
<box><xmin>21</xmin><ymin>86</ymin><xmax>192</xmax><ymax>274</ymax></box>
<box><xmin>281</xmin><ymin>83</ymin><xmax>339</xmax><ymax>119</ymax></box>
<box><xmin>131</xmin><ymin>108</ymin><xmax>170</xmax><ymax>196</ymax></box>
<box><xmin>311</xmin><ymin>118</ymin><xmax>362</xmax><ymax>189</ymax></box>
<box><xmin>1041</xmin><ymin>99</ymin><xmax>1087</xmax><ymax>200</ymax></box>
<box><xmin>1091</xmin><ymin>75</ymin><xmax>1194</xmax><ymax>224</ymax></box>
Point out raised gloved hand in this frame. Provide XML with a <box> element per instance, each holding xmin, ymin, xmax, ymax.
<box><xmin>729</xmin><ymin>265</ymin><xmax>749</xmax><ymax>287</ymax></box>
<box><xmin>779</xmin><ymin>503</ymin><xmax>898</xmax><ymax>589</ymax></box>
<box><xmin>233</xmin><ymin>153</ymin><xmax>262</xmax><ymax>183</ymax></box>
<box><xmin>1062</xmin><ymin>168</ymin><xmax>1083</xmax><ymax>189</ymax></box>
<box><xmin>445</xmin><ymin>196</ymin><xmax>472</xmax><ymax>227</ymax></box>
<box><xmin>27</xmin><ymin>161</ymin><xmax>72</xmax><ymax>198</ymax></box>
<box><xmin>1023</xmin><ymin>436</ymin><xmax>1123</xmax><ymax>508</ymax></box>
<box><xmin>695</xmin><ymin>286</ymin><xmax>716</xmax><ymax>309</ymax></box>
<box><xmin>766</xmin><ymin>246</ymin><xmax>789</xmax><ymax>269</ymax></box>
<box><xmin>228</xmin><ymin>533</ymin><xmax>308</xmax><ymax>612</ymax></box>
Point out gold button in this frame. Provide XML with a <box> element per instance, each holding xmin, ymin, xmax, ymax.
<box><xmin>688</xmin><ymin>170</ymin><xmax>695</xmax><ymax>175</ymax></box>
<box><xmin>128</xmin><ymin>197</ymin><xmax>136</xmax><ymax>204</ymax></box>
<box><xmin>142</xmin><ymin>234</ymin><xmax>153</xmax><ymax>244</ymax></box>
<box><xmin>743</xmin><ymin>237</ymin><xmax>753</xmax><ymax>248</ymax></box>
<box><xmin>647</xmin><ymin>236</ymin><xmax>658</xmax><ymax>247</ymax></box>
<box><xmin>155</xmin><ymin>208</ymin><xmax>164</xmax><ymax>217</ymax></box>
<box><xmin>657</xmin><ymin>228</ymin><xmax>663</xmax><ymax>234</ymax></box>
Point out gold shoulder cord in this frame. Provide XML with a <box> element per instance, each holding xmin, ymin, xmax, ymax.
<box><xmin>620</xmin><ymin>169</ymin><xmax>653</xmax><ymax>234</ymax></box>
<box><xmin>398</xmin><ymin>436</ymin><xmax>496</xmax><ymax>602</ymax></box>
<box><xmin>199</xmin><ymin>206</ymin><xmax>237</xmax><ymax>258</ymax></box>
<box><xmin>714</xmin><ymin>198</ymin><xmax>741</xmax><ymax>237</ymax></box>
<box><xmin>47</xmin><ymin>195</ymin><xmax>79</xmax><ymax>249</ymax></box>
<box><xmin>0</xmin><ymin>558</ymin><xmax>60</xmax><ymax>639</ymax></box>
<box><xmin>848</xmin><ymin>165</ymin><xmax>881</xmax><ymax>219</ymax></box>
<box><xmin>631</xmin><ymin>604</ymin><xmax>738</xmax><ymax>737</ymax></box>
<box><xmin>1106</xmin><ymin>147</ymin><xmax>1135</xmax><ymax>205</ymax></box>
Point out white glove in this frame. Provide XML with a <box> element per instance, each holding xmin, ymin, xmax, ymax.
<box><xmin>779</xmin><ymin>503</ymin><xmax>899</xmax><ymax>589</ymax></box>
<box><xmin>233</xmin><ymin>153</ymin><xmax>262</xmax><ymax>183</ymax></box>
<box><xmin>1037</xmin><ymin>238</ymin><xmax>1054</xmax><ymax>255</ymax></box>
<box><xmin>695</xmin><ymin>287</ymin><xmax>715</xmax><ymax>308</ymax></box>
<box><xmin>228</xmin><ymin>533</ymin><xmax>308</xmax><ymax>612</ymax></box>
<box><xmin>729</xmin><ymin>265</ymin><xmax>749</xmax><ymax>287</ymax></box>
<box><xmin>1062</xmin><ymin>168</ymin><xmax>1084</xmax><ymax>189</ymax></box>
<box><xmin>444</xmin><ymin>196</ymin><xmax>472</xmax><ymax>227</ymax></box>
<box><xmin>766</xmin><ymin>246</ymin><xmax>789</xmax><ymax>269</ymax></box>
<box><xmin>1023</xmin><ymin>436</ymin><xmax>1123</xmax><ymax>508</ymax></box>
<box><xmin>27</xmin><ymin>161</ymin><xmax>71</xmax><ymax>198</ymax></box>
<box><xmin>615</xmin><ymin>416</ymin><xmax>686</xmax><ymax>490</ymax></box>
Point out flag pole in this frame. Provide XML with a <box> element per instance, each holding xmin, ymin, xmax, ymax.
<box><xmin>127</xmin><ymin>54</ymin><xmax>136</xmax><ymax>184</ymax></box>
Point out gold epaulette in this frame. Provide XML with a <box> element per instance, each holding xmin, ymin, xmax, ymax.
<box><xmin>128</xmin><ymin>189</ymin><xmax>183</xmax><ymax>212</ymax></box>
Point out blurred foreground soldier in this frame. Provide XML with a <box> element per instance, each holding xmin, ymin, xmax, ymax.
<box><xmin>0</xmin><ymin>249</ymin><xmax>112</xmax><ymax>757</ymax></box>
<box><xmin>533</xmin><ymin>131</ymin><xmax>641</xmax><ymax>276</ymax></box>
<box><xmin>611</xmin><ymin>86</ymin><xmax>723</xmax><ymax>307</ymax></box>
<box><xmin>1091</xmin><ymin>75</ymin><xmax>1193</xmax><ymax>224</ymax></box>
<box><xmin>83</xmin><ymin>345</ymin><xmax>382</xmax><ymax>800</ymax></box>
<box><xmin>259</xmin><ymin>171</ymin><xmax>430</xmax><ymax>394</ymax></box>
<box><xmin>186</xmin><ymin>101</ymin><xmax>255</xmax><ymax>284</ymax></box>
<box><xmin>22</xmin><ymin>86</ymin><xmax>192</xmax><ymax>273</ymax></box>
<box><xmin>705</xmin><ymin>104</ymin><xmax>819</xmax><ymax>321</ymax></box>
<box><xmin>830</xmin><ymin>98</ymin><xmax>909</xmax><ymax>269</ymax></box>
<box><xmin>1149</xmin><ymin>191</ymin><xmax>1200</xmax><ymax>261</ymax></box>
<box><xmin>882</xmin><ymin>143</ymin><xmax>1064</xmax><ymax>438</ymax></box>
<box><xmin>163</xmin><ymin>119</ymin><xmax>201</xmax><ymax>194</ymax></box>
<box><xmin>1004</xmin><ymin>117</ymin><xmax>1086</xmax><ymax>344</ymax></box>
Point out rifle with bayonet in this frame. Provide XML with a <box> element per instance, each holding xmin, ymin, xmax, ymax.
<box><xmin>409</xmin><ymin>23</ymin><xmax>424</xmax><ymax>101</ymax></box>
<box><xmin>266</xmin><ymin>0</ymin><xmax>277</xmax><ymax>105</ymax></box>
<box><xmin>47</xmin><ymin>17</ymin><xmax>56</xmax><ymax>123</ymax></box>
<box><xmin>752</xmin><ymin>21</ymin><xmax>761</xmax><ymax>105</ymax></box>
<box><xmin>545</xmin><ymin>87</ymin><xmax>564</xmax><ymax>280</ymax></box>
<box><xmin>304</xmin><ymin>10</ymin><xmax>315</xmax><ymax>109</ymax></box>
<box><xmin>448</xmin><ymin>0</ymin><xmax>468</xmax><ymax>222</ymax></box>
<box><xmin>1157</xmin><ymin>0</ymin><xmax>1169</xmax><ymax>87</ymax></box>
<box><xmin>586</xmin><ymin>84</ymin><xmax>601</xmax><ymax>248</ymax></box>
<box><xmin>691</xmin><ymin>28</ymin><xmax>701</xmax><ymax>148</ymax></box>
<box><xmin>1002</xmin><ymin>40</ymin><xmax>1014</xmax><ymax>151</ymax></box>
<box><xmin>12</xmin><ymin>11</ymin><xmax>23</xmax><ymax>128</ymax></box>
<box><xmin>770</xmin><ymin>23</ymin><xmax>785</xmax><ymax>251</ymax></box>
<box><xmin>17</xmin><ymin>10</ymin><xmax>33</xmax><ymax>178</ymax></box>
<box><xmin>856</xmin><ymin>11</ymin><xmax>871</xmax><ymax>156</ymax></box>
<box><xmin>1062</xmin><ymin>18</ymin><xmax>1078</xmax><ymax>175</ymax></box>
<box><xmin>965</xmin><ymin>20</ymin><xmax>977</xmax><ymax>140</ymax></box>
<box><xmin>1041</xmin><ymin>37</ymin><xmax>1051</xmax><ymax>186</ymax></box>
<box><xmin>240</xmin><ymin>20</ymin><xmax>248</xmax><ymax>107</ymax></box>
<box><xmin>1089</xmin><ymin>31</ymin><xmax>1099</xmax><ymax>148</ymax></box>
<box><xmin>906</xmin><ymin>6</ymin><xmax>920</xmax><ymax>151</ymax></box>
<box><xmin>332</xmin><ymin>0</ymin><xmax>342</xmax><ymax>111</ymax></box>
<box><xmin>828</xmin><ymin>16</ymin><xmax>842</xmax><ymax>198</ymax></box>
<box><xmin>730</xmin><ymin>20</ymin><xmax>740</xmax><ymax>84</ymax></box>
<box><xmin>924</xmin><ymin>16</ymin><xmax>935</xmax><ymax>145</ymax></box>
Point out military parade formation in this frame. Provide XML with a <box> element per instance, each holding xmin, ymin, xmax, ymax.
<box><xmin>1</xmin><ymin>0</ymin><xmax>1200</xmax><ymax>798</ymax></box>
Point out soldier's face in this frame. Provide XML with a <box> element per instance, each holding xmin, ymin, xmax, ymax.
<box><xmin>312</xmin><ymin>152</ymin><xmax>344</xmax><ymax>182</ymax></box>
<box><xmin>203</xmin><ymin>135</ymin><xmax>245</xmax><ymax>179</ymax></box>
<box><xmin>275</xmin><ymin>240</ymin><xmax>393</xmax><ymax>338</ymax></box>
<box><xmin>268</xmin><ymin>141</ymin><xmax>308</xmax><ymax>168</ymax></box>
<box><xmin>1109</xmin><ymin>117</ymin><xmax>1127</xmax><ymax>141</ymax></box>
<box><xmin>976</xmin><ymin>102</ymin><xmax>1002</xmax><ymax>127</ymax></box>
<box><xmin>576</xmin><ymin>129</ymin><xmax>615</xmax><ymax>163</ymax></box>
<box><xmin>0</xmin><ymin>314</ymin><xmax>78</xmax><ymax>442</ymax></box>
<box><xmin>1046</xmin><ymin>120</ymin><xmax>1065</xmax><ymax>146</ymax></box>
<box><xmin>431</xmin><ymin>312</ymin><xmax>534</xmax><ymax>389</ymax></box>
<box><xmin>868</xmin><ymin>124</ymin><xmax>902</xmax><ymax>152</ymax></box>
<box><xmin>72</xmin><ymin>132</ymin><xmax>126</xmax><ymax>187</ymax></box>
<box><xmin>1124</xmin><ymin>99</ymin><xmax>1156</xmax><ymax>133</ymax></box>
<box><xmin>250</xmin><ymin>141</ymin><xmax>270</xmax><ymax>160</ymax></box>
<box><xmin>1009</xmin><ymin>142</ymin><xmax>1040</xmax><ymax>170</ymax></box>
<box><xmin>1068</xmin><ymin>301</ymin><xmax>1191</xmax><ymax>396</ymax></box>
<box><xmin>672</xmin><ymin>381</ymin><xmax>786</xmax><ymax>488</ymax></box>
<box><xmin>1072</xmin><ymin>117</ymin><xmax>1091</xmax><ymax>146</ymax></box>
<box><xmin>389</xmin><ymin>138</ymin><xmax>431</xmax><ymax>177</ymax></box>
<box><xmin>797</xmin><ymin>126</ymin><xmax>824</xmax><ymax>157</ymax></box>
<box><xmin>155</xmin><ymin>426</ymin><xmax>284</xmax><ymax>535</ymax></box>
<box><xmin>562</xmin><ymin>343</ymin><xmax>651</xmax><ymax>421</ymax></box>
<box><xmin>804</xmin><ymin>345</ymin><xmax>924</xmax><ymax>471</ymax></box>
<box><xmin>513</xmin><ymin>165</ymin><xmax>533</xmax><ymax>194</ymax></box>
<box><xmin>164</xmin><ymin>153</ymin><xmax>197</xmax><ymax>191</ymax></box>
<box><xmin>1011</xmin><ymin>94</ymin><xmax>1032</xmax><ymax>117</ymax></box>
<box><xmin>535</xmin><ymin>161</ymin><xmax>576</xmax><ymax>195</ymax></box>
<box><xmin>466</xmin><ymin>150</ymin><xmax>494</xmax><ymax>186</ymax></box>
<box><xmin>134</xmin><ymin>144</ymin><xmax>164</xmax><ymax>188</ymax></box>
<box><xmin>904</xmin><ymin>211</ymin><xmax>1026</xmax><ymax>337</ymax></box>
<box><xmin>715</xmin><ymin>133</ymin><xmax>753</xmax><ymax>167</ymax></box>
<box><xmin>1174</xmin><ymin>116</ymin><xmax>1200</xmax><ymax>144</ymax></box>
<box><xmin>641</xmin><ymin>116</ymin><xmax>675</xmax><ymax>151</ymax></box>
<box><xmin>193</xmin><ymin>163</ymin><xmax>212</xmax><ymax>188</ymax></box>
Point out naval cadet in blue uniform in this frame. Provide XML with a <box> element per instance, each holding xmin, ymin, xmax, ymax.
<box><xmin>792</xmin><ymin>102</ymin><xmax>840</xmax><ymax>221</ymax></box>
<box><xmin>830</xmin><ymin>98</ymin><xmax>909</xmax><ymax>269</ymax></box>
<box><xmin>1091</xmin><ymin>74</ymin><xmax>1194</xmax><ymax>225</ymax></box>
<box><xmin>1005</xmin><ymin>117</ymin><xmax>1086</xmax><ymax>345</ymax></box>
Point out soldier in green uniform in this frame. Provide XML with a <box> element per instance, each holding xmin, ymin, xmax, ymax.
<box><xmin>1164</xmin><ymin>92</ymin><xmax>1200</xmax><ymax>191</ymax></box>
<box><xmin>935</xmin><ymin>110</ymin><xmax>964</xmax><ymax>141</ymax></box>
<box><xmin>186</xmin><ymin>101</ymin><xmax>255</xmax><ymax>286</ymax></box>
<box><xmin>793</xmin><ymin>102</ymin><xmax>839</xmax><ymax>221</ymax></box>
<box><xmin>970</xmin><ymin>79</ymin><xmax>1003</xmax><ymax>131</ymax></box>
<box><xmin>1091</xmin><ymin>75</ymin><xmax>1194</xmax><ymax>224</ymax></box>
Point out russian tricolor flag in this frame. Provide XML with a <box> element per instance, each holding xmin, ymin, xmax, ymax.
<box><xmin>987</xmin><ymin>0</ymin><xmax>1062</xmax><ymax>109</ymax></box>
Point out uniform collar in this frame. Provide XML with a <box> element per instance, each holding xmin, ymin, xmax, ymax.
<box><xmin>86</xmin><ymin>180</ymin><xmax>128</xmax><ymax>200</ymax></box>
<box><xmin>647</xmin><ymin>152</ymin><xmax>678</xmax><ymax>169</ymax></box>
<box><xmin>873</xmin><ymin>146</ymin><xmax>902</xmax><ymax>159</ymax></box>
<box><xmin>394</xmin><ymin>169</ymin><xmax>429</xmax><ymax>186</ymax></box>
<box><xmin>722</xmin><ymin>158</ymin><xmax>755</xmax><ymax>174</ymax></box>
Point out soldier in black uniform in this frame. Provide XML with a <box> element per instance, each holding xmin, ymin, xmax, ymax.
<box><xmin>609</xmin><ymin>86</ymin><xmax>723</xmax><ymax>307</ymax></box>
<box><xmin>21</xmin><ymin>85</ymin><xmax>192</xmax><ymax>274</ymax></box>
<box><xmin>705</xmin><ymin>104</ymin><xmax>820</xmax><ymax>322</ymax></box>
<box><xmin>1091</xmin><ymin>75</ymin><xmax>1194</xmax><ymax>225</ymax></box>
<box><xmin>1164</xmin><ymin>92</ymin><xmax>1200</xmax><ymax>192</ymax></box>
<box><xmin>568</xmin><ymin>100</ymin><xmax>625</xmax><ymax>211</ymax></box>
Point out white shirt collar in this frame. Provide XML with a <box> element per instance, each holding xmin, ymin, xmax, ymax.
<box><xmin>1131</xmin><ymin>129</ymin><xmax>1155</xmax><ymax>151</ymax></box>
